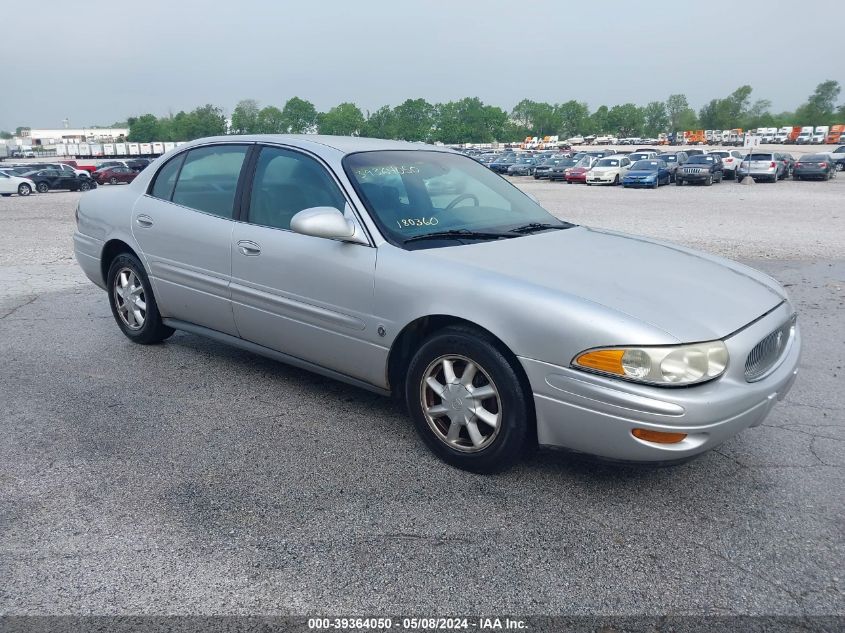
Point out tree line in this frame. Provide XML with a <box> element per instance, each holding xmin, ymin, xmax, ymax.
<box><xmin>117</xmin><ymin>80</ymin><xmax>844</xmax><ymax>144</ymax></box>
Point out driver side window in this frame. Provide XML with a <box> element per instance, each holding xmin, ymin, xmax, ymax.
<box><xmin>247</xmin><ymin>147</ymin><xmax>346</xmax><ymax>230</ymax></box>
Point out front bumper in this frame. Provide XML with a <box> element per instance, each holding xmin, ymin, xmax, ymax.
<box><xmin>519</xmin><ymin>302</ymin><xmax>801</xmax><ymax>462</ymax></box>
<box><xmin>586</xmin><ymin>173</ymin><xmax>618</xmax><ymax>184</ymax></box>
<box><xmin>623</xmin><ymin>178</ymin><xmax>656</xmax><ymax>187</ymax></box>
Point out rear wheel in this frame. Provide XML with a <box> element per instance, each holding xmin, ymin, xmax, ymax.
<box><xmin>18</xmin><ymin>183</ymin><xmax>31</xmax><ymax>196</ymax></box>
<box><xmin>109</xmin><ymin>176</ymin><xmax>118</xmax><ymax>185</ymax></box>
<box><xmin>79</xmin><ymin>181</ymin><xmax>91</xmax><ymax>191</ymax></box>
<box><xmin>106</xmin><ymin>253</ymin><xmax>174</xmax><ymax>345</ymax></box>
<box><xmin>405</xmin><ymin>326</ymin><xmax>531</xmax><ymax>473</ymax></box>
<box><xmin>36</xmin><ymin>182</ymin><xmax>49</xmax><ymax>193</ymax></box>
<box><xmin>675</xmin><ymin>177</ymin><xmax>683</xmax><ymax>186</ymax></box>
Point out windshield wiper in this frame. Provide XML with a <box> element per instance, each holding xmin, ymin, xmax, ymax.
<box><xmin>509</xmin><ymin>222</ymin><xmax>573</xmax><ymax>234</ymax></box>
<box><xmin>403</xmin><ymin>229</ymin><xmax>514</xmax><ymax>244</ymax></box>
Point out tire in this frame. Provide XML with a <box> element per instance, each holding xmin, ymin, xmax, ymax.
<box><xmin>106</xmin><ymin>253</ymin><xmax>174</xmax><ymax>345</ymax></box>
<box><xmin>675</xmin><ymin>177</ymin><xmax>683</xmax><ymax>186</ymax></box>
<box><xmin>652</xmin><ymin>179</ymin><xmax>659</xmax><ymax>189</ymax></box>
<box><xmin>836</xmin><ymin>163</ymin><xmax>844</xmax><ymax>172</ymax></box>
<box><xmin>18</xmin><ymin>183</ymin><xmax>31</xmax><ymax>196</ymax></box>
<box><xmin>79</xmin><ymin>181</ymin><xmax>91</xmax><ymax>191</ymax></box>
<box><xmin>36</xmin><ymin>182</ymin><xmax>49</xmax><ymax>193</ymax></box>
<box><xmin>705</xmin><ymin>175</ymin><xmax>713</xmax><ymax>186</ymax></box>
<box><xmin>793</xmin><ymin>175</ymin><xmax>801</xmax><ymax>181</ymax></box>
<box><xmin>109</xmin><ymin>176</ymin><xmax>118</xmax><ymax>185</ymax></box>
<box><xmin>1</xmin><ymin>193</ymin><xmax>10</xmax><ymax>197</ymax></box>
<box><xmin>613</xmin><ymin>174</ymin><xmax>619</xmax><ymax>185</ymax></box>
<box><xmin>405</xmin><ymin>326</ymin><xmax>531</xmax><ymax>473</ymax></box>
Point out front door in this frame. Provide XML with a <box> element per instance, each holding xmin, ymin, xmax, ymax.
<box><xmin>131</xmin><ymin>144</ymin><xmax>250</xmax><ymax>336</ymax></box>
<box><xmin>229</xmin><ymin>145</ymin><xmax>384</xmax><ymax>386</ymax></box>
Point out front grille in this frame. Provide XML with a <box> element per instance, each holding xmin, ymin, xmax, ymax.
<box><xmin>744</xmin><ymin>316</ymin><xmax>796</xmax><ymax>382</ymax></box>
<box><xmin>685</xmin><ymin>167</ymin><xmax>704</xmax><ymax>174</ymax></box>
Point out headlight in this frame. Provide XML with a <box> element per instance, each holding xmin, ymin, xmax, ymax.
<box><xmin>572</xmin><ymin>341</ymin><xmax>729</xmax><ymax>386</ymax></box>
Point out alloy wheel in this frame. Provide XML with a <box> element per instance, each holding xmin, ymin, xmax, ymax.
<box><xmin>420</xmin><ymin>354</ymin><xmax>501</xmax><ymax>453</ymax></box>
<box><xmin>113</xmin><ymin>268</ymin><xmax>146</xmax><ymax>330</ymax></box>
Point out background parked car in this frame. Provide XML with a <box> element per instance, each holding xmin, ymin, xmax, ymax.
<box><xmin>677</xmin><ymin>154</ymin><xmax>724</xmax><ymax>186</ymax></box>
<box><xmin>93</xmin><ymin>166</ymin><xmax>140</xmax><ymax>185</ymax></box>
<box><xmin>21</xmin><ymin>169</ymin><xmax>97</xmax><ymax>193</ymax></box>
<box><xmin>774</xmin><ymin>152</ymin><xmax>796</xmax><ymax>179</ymax></box>
<box><xmin>507</xmin><ymin>156</ymin><xmax>538</xmax><ymax>176</ymax></box>
<box><xmin>707</xmin><ymin>150</ymin><xmax>744</xmax><ymax>180</ymax></box>
<box><xmin>488</xmin><ymin>154</ymin><xmax>518</xmax><ymax>174</ymax></box>
<box><xmin>0</xmin><ymin>170</ymin><xmax>36</xmax><ymax>196</ymax></box>
<box><xmin>628</xmin><ymin>151</ymin><xmax>658</xmax><ymax>162</ymax></box>
<box><xmin>828</xmin><ymin>145</ymin><xmax>845</xmax><ymax>171</ymax></box>
<box><xmin>656</xmin><ymin>151</ymin><xmax>689</xmax><ymax>182</ymax></box>
<box><xmin>547</xmin><ymin>157</ymin><xmax>582</xmax><ymax>181</ymax></box>
<box><xmin>737</xmin><ymin>152</ymin><xmax>785</xmax><ymax>183</ymax></box>
<box><xmin>623</xmin><ymin>160</ymin><xmax>672</xmax><ymax>188</ymax></box>
<box><xmin>792</xmin><ymin>154</ymin><xmax>837</xmax><ymax>180</ymax></box>
<box><xmin>533</xmin><ymin>155</ymin><xmax>569</xmax><ymax>179</ymax></box>
<box><xmin>586</xmin><ymin>156</ymin><xmax>631</xmax><ymax>185</ymax></box>
<box><xmin>564</xmin><ymin>156</ymin><xmax>598</xmax><ymax>183</ymax></box>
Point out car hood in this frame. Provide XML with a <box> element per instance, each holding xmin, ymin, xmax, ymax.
<box><xmin>625</xmin><ymin>170</ymin><xmax>658</xmax><ymax>177</ymax></box>
<box><xmin>418</xmin><ymin>227</ymin><xmax>786</xmax><ymax>342</ymax></box>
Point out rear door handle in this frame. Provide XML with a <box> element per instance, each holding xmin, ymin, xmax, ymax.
<box><xmin>135</xmin><ymin>214</ymin><xmax>154</xmax><ymax>228</ymax></box>
<box><xmin>237</xmin><ymin>240</ymin><xmax>261</xmax><ymax>256</ymax></box>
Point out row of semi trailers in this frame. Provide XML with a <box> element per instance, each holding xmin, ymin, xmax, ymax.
<box><xmin>48</xmin><ymin>141</ymin><xmax>187</xmax><ymax>158</ymax></box>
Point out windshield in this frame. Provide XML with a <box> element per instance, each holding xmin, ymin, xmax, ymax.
<box><xmin>631</xmin><ymin>160</ymin><xmax>660</xmax><ymax>171</ymax></box>
<box><xmin>709</xmin><ymin>152</ymin><xmax>729</xmax><ymax>158</ymax></box>
<box><xmin>687</xmin><ymin>156</ymin><xmax>714</xmax><ymax>164</ymax></box>
<box><xmin>657</xmin><ymin>154</ymin><xmax>677</xmax><ymax>162</ymax></box>
<box><xmin>596</xmin><ymin>158</ymin><xmax>620</xmax><ymax>167</ymax></box>
<box><xmin>343</xmin><ymin>150</ymin><xmax>569</xmax><ymax>248</ymax></box>
<box><xmin>629</xmin><ymin>153</ymin><xmax>651</xmax><ymax>161</ymax></box>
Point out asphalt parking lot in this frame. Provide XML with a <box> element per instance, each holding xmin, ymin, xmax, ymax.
<box><xmin>1</xmin><ymin>180</ymin><xmax>843</xmax><ymax>617</ymax></box>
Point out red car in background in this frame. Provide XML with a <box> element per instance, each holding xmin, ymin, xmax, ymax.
<box><xmin>93</xmin><ymin>166</ymin><xmax>139</xmax><ymax>185</ymax></box>
<box><xmin>59</xmin><ymin>160</ymin><xmax>97</xmax><ymax>175</ymax></box>
<box><xmin>565</xmin><ymin>156</ymin><xmax>597</xmax><ymax>183</ymax></box>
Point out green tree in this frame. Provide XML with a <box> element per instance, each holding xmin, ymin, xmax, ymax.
<box><xmin>434</xmin><ymin>98</ymin><xmax>508</xmax><ymax>143</ymax></box>
<box><xmin>318</xmin><ymin>102</ymin><xmax>365</xmax><ymax>136</ymax></box>
<box><xmin>510</xmin><ymin>99</ymin><xmax>536</xmax><ymax>129</ymax></box>
<box><xmin>557</xmin><ymin>101</ymin><xmax>591</xmax><ymax>137</ymax></box>
<box><xmin>666</xmin><ymin>94</ymin><xmax>698</xmax><ymax>131</ymax></box>
<box><xmin>393</xmin><ymin>98</ymin><xmax>435</xmax><ymax>141</ymax></box>
<box><xmin>643</xmin><ymin>101</ymin><xmax>669</xmax><ymax>136</ymax></box>
<box><xmin>362</xmin><ymin>105</ymin><xmax>397</xmax><ymax>138</ymax></box>
<box><xmin>794</xmin><ymin>80</ymin><xmax>841</xmax><ymax>125</ymax></box>
<box><xmin>0</xmin><ymin>130</ymin><xmax>12</xmax><ymax>139</ymax></box>
<box><xmin>589</xmin><ymin>105</ymin><xmax>609</xmax><ymax>134</ymax></box>
<box><xmin>257</xmin><ymin>106</ymin><xmax>286</xmax><ymax>133</ymax></box>
<box><xmin>127</xmin><ymin>114</ymin><xmax>161</xmax><ymax>142</ymax></box>
<box><xmin>607</xmin><ymin>103</ymin><xmax>645</xmax><ymax>137</ymax></box>
<box><xmin>230</xmin><ymin>99</ymin><xmax>260</xmax><ymax>134</ymax></box>
<box><xmin>281</xmin><ymin>97</ymin><xmax>318</xmax><ymax>133</ymax></box>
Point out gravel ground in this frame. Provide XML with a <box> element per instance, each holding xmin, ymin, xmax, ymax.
<box><xmin>0</xmin><ymin>184</ymin><xmax>843</xmax><ymax>619</ymax></box>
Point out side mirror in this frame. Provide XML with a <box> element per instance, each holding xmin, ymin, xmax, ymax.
<box><xmin>290</xmin><ymin>206</ymin><xmax>367</xmax><ymax>244</ymax></box>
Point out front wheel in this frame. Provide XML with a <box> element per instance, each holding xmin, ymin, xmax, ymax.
<box><xmin>18</xmin><ymin>183</ymin><xmax>32</xmax><ymax>196</ymax></box>
<box><xmin>705</xmin><ymin>175</ymin><xmax>713</xmax><ymax>186</ymax></box>
<box><xmin>36</xmin><ymin>182</ymin><xmax>49</xmax><ymax>193</ymax></box>
<box><xmin>107</xmin><ymin>253</ymin><xmax>174</xmax><ymax>345</ymax></box>
<box><xmin>676</xmin><ymin>177</ymin><xmax>683</xmax><ymax>186</ymax></box>
<box><xmin>109</xmin><ymin>176</ymin><xmax>118</xmax><ymax>185</ymax></box>
<box><xmin>79</xmin><ymin>181</ymin><xmax>91</xmax><ymax>191</ymax></box>
<box><xmin>405</xmin><ymin>326</ymin><xmax>531</xmax><ymax>473</ymax></box>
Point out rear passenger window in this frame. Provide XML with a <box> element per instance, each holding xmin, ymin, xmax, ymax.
<box><xmin>171</xmin><ymin>145</ymin><xmax>248</xmax><ymax>218</ymax></box>
<box><xmin>247</xmin><ymin>146</ymin><xmax>345</xmax><ymax>230</ymax></box>
<box><xmin>151</xmin><ymin>154</ymin><xmax>185</xmax><ymax>200</ymax></box>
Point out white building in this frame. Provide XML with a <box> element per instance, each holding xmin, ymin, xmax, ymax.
<box><xmin>22</xmin><ymin>127</ymin><xmax>129</xmax><ymax>145</ymax></box>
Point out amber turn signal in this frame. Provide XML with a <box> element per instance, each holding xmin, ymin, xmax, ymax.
<box><xmin>575</xmin><ymin>349</ymin><xmax>625</xmax><ymax>375</ymax></box>
<box><xmin>631</xmin><ymin>428</ymin><xmax>687</xmax><ymax>444</ymax></box>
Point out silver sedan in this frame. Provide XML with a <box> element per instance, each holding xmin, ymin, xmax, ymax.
<box><xmin>73</xmin><ymin>136</ymin><xmax>801</xmax><ymax>472</ymax></box>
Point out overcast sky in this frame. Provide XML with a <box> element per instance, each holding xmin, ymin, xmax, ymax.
<box><xmin>3</xmin><ymin>0</ymin><xmax>843</xmax><ymax>130</ymax></box>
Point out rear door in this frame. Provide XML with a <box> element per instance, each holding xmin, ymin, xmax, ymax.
<box><xmin>131</xmin><ymin>143</ymin><xmax>250</xmax><ymax>336</ymax></box>
<box><xmin>229</xmin><ymin>144</ymin><xmax>383</xmax><ymax>385</ymax></box>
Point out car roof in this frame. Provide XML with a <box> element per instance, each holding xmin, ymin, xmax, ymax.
<box><xmin>179</xmin><ymin>134</ymin><xmax>454</xmax><ymax>157</ymax></box>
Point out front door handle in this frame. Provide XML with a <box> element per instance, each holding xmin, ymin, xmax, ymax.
<box><xmin>135</xmin><ymin>214</ymin><xmax>154</xmax><ymax>228</ymax></box>
<box><xmin>237</xmin><ymin>240</ymin><xmax>261</xmax><ymax>256</ymax></box>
